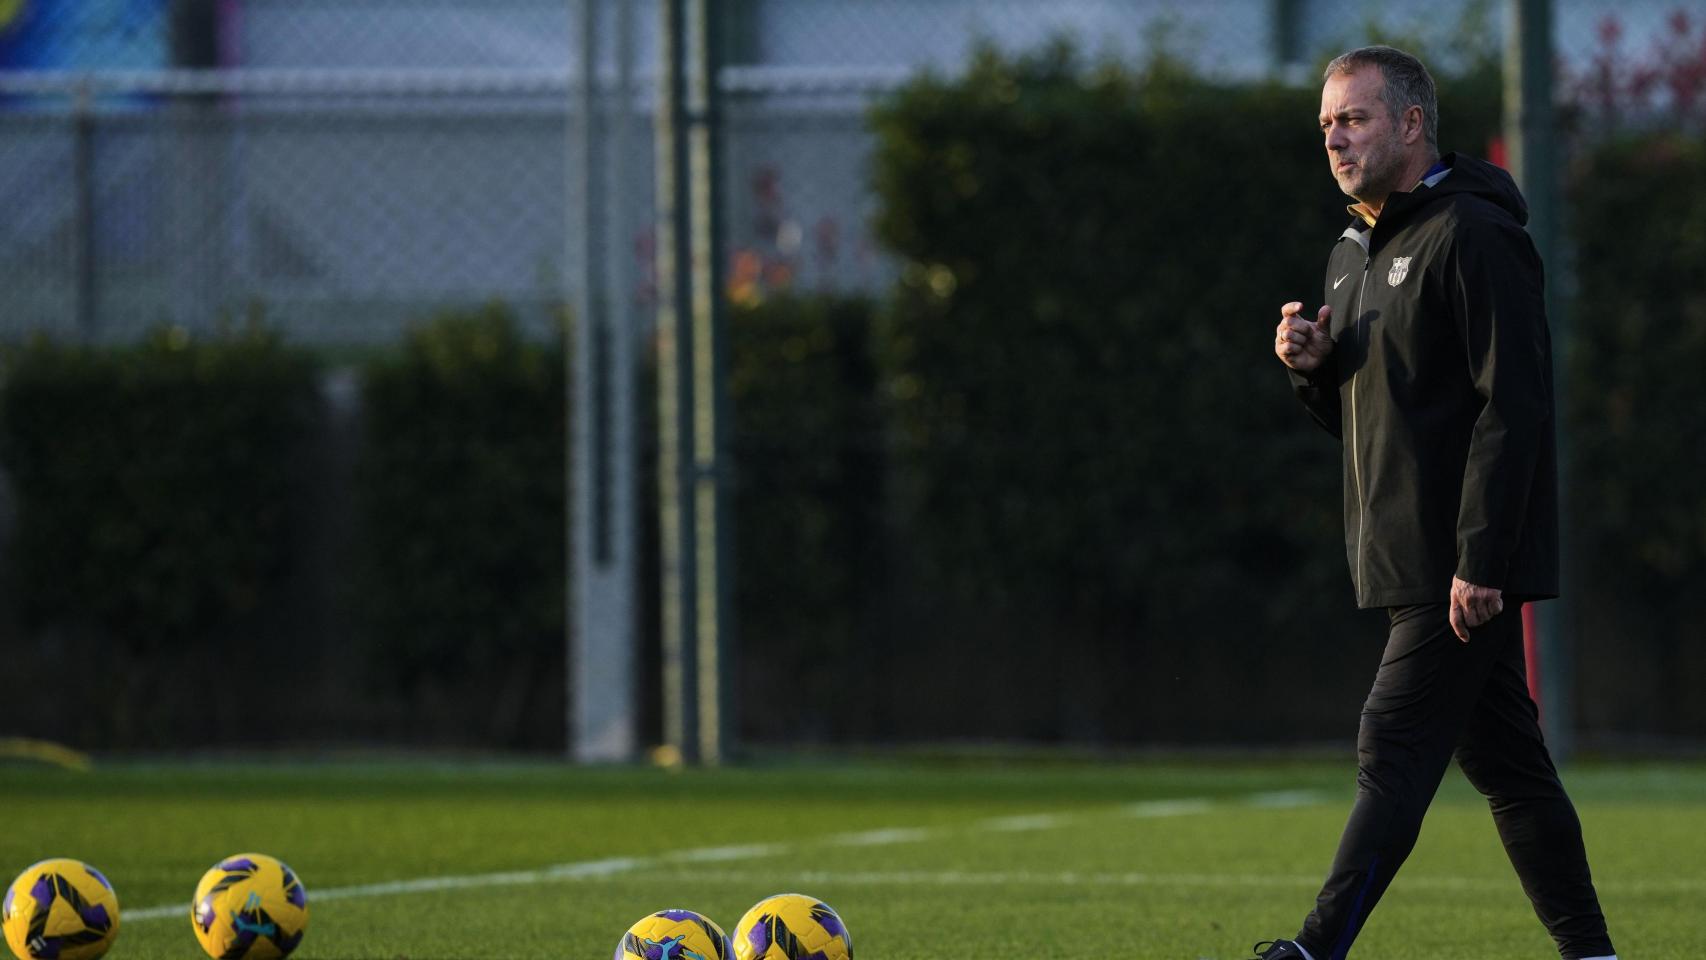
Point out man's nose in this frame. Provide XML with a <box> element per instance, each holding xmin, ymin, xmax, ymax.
<box><xmin>1324</xmin><ymin>124</ymin><xmax>1348</xmax><ymax>152</ymax></box>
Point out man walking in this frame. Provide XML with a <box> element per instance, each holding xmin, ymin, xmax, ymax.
<box><xmin>1264</xmin><ymin>46</ymin><xmax>1617</xmax><ymax>960</ymax></box>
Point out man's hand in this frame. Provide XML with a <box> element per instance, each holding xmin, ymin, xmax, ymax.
<box><xmin>1449</xmin><ymin>576</ymin><xmax>1505</xmax><ymax>642</ymax></box>
<box><xmin>1275</xmin><ymin>302</ymin><xmax>1334</xmax><ymax>373</ymax></box>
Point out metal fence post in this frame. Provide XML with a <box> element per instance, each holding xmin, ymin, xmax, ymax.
<box><xmin>655</xmin><ymin>0</ymin><xmax>733</xmax><ymax>766</ymax></box>
<box><xmin>73</xmin><ymin>79</ymin><xmax>97</xmax><ymax>341</ymax></box>
<box><xmin>571</xmin><ymin>0</ymin><xmax>640</xmax><ymax>763</ymax></box>
<box><xmin>656</xmin><ymin>0</ymin><xmax>702</xmax><ymax>765</ymax></box>
<box><xmin>686</xmin><ymin>0</ymin><xmax>733</xmax><ymax>766</ymax></box>
<box><xmin>1505</xmin><ymin>0</ymin><xmax>1572</xmax><ymax>760</ymax></box>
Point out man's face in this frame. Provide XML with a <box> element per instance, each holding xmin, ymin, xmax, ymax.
<box><xmin>1319</xmin><ymin>67</ymin><xmax>1406</xmax><ymax>202</ymax></box>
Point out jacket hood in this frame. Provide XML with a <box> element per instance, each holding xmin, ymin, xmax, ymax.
<box><xmin>1418</xmin><ymin>152</ymin><xmax>1529</xmax><ymax>226</ymax></box>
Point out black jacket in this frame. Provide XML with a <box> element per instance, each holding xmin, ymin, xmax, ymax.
<box><xmin>1291</xmin><ymin>153</ymin><xmax>1559</xmax><ymax>608</ymax></box>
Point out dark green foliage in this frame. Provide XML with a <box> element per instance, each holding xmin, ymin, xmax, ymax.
<box><xmin>1565</xmin><ymin>134</ymin><xmax>1706</xmax><ymax>739</ymax></box>
<box><xmin>0</xmin><ymin>326</ymin><xmax>319</xmax><ymax>744</ymax></box>
<box><xmin>1567</xmin><ymin>134</ymin><xmax>1706</xmax><ymax>586</ymax></box>
<box><xmin>0</xmin><ymin>326</ymin><xmax>318</xmax><ymax>646</ymax></box>
<box><xmin>729</xmin><ymin>295</ymin><xmax>885</xmax><ymax>741</ymax></box>
<box><xmin>865</xmin><ymin>45</ymin><xmax>1493</xmax><ymax>741</ymax></box>
<box><xmin>351</xmin><ymin>305</ymin><xmax>565</xmax><ymax>747</ymax></box>
<box><xmin>871</xmin><ymin>46</ymin><xmax>1334</xmax><ymax>610</ymax></box>
<box><xmin>869</xmin><ymin>45</ymin><xmax>1506</xmax><ymax>613</ymax></box>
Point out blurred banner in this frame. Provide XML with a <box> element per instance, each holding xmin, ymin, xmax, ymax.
<box><xmin>0</xmin><ymin>0</ymin><xmax>169</xmax><ymax>70</ymax></box>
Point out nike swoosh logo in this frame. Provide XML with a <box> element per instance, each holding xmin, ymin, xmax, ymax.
<box><xmin>1333</xmin><ymin>273</ymin><xmax>1350</xmax><ymax>289</ymax></box>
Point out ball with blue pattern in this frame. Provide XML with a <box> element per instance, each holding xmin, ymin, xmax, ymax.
<box><xmin>2</xmin><ymin>859</ymin><xmax>120</xmax><ymax>960</ymax></box>
<box><xmin>734</xmin><ymin>893</ymin><xmax>851</xmax><ymax>960</ymax></box>
<box><xmin>616</xmin><ymin>909</ymin><xmax>732</xmax><ymax>960</ymax></box>
<box><xmin>189</xmin><ymin>854</ymin><xmax>308</xmax><ymax>960</ymax></box>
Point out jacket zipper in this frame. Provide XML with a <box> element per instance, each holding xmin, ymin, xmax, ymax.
<box><xmin>1349</xmin><ymin>253</ymin><xmax>1370</xmax><ymax>602</ymax></box>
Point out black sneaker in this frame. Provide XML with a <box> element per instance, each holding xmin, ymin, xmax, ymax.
<box><xmin>1249</xmin><ymin>941</ymin><xmax>1311</xmax><ymax>960</ymax></box>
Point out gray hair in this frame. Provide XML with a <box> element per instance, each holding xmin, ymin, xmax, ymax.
<box><xmin>1324</xmin><ymin>45</ymin><xmax>1439</xmax><ymax>153</ymax></box>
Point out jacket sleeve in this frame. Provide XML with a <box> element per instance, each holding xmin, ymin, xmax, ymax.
<box><xmin>1449</xmin><ymin>216</ymin><xmax>1552</xmax><ymax>588</ymax></box>
<box><xmin>1288</xmin><ymin>361</ymin><xmax>1342</xmax><ymax>440</ymax></box>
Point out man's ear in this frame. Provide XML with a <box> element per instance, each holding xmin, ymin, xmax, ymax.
<box><xmin>1403</xmin><ymin>105</ymin><xmax>1426</xmax><ymax>146</ymax></box>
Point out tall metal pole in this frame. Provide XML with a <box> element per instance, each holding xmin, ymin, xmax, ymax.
<box><xmin>72</xmin><ymin>80</ymin><xmax>97</xmax><ymax>341</ymax></box>
<box><xmin>1270</xmin><ymin>0</ymin><xmax>1303</xmax><ymax>73</ymax></box>
<box><xmin>1505</xmin><ymin>0</ymin><xmax>1571</xmax><ymax>759</ymax></box>
<box><xmin>608</xmin><ymin>0</ymin><xmax>641</xmax><ymax>746</ymax></box>
<box><xmin>686</xmin><ymin>0</ymin><xmax>733</xmax><ymax>766</ymax></box>
<box><xmin>655</xmin><ymin>0</ymin><xmax>733</xmax><ymax>765</ymax></box>
<box><xmin>571</xmin><ymin>0</ymin><xmax>639</xmax><ymax>763</ymax></box>
<box><xmin>656</xmin><ymin>0</ymin><xmax>701</xmax><ymax>764</ymax></box>
<box><xmin>169</xmin><ymin>0</ymin><xmax>221</xmax><ymax>335</ymax></box>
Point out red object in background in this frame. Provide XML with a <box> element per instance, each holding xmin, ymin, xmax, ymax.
<box><xmin>1488</xmin><ymin>135</ymin><xmax>1509</xmax><ymax>170</ymax></box>
<box><xmin>1522</xmin><ymin>602</ymin><xmax>1543</xmax><ymax>716</ymax></box>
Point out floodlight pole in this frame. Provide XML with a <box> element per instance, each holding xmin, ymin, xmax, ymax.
<box><xmin>1504</xmin><ymin>0</ymin><xmax>1572</xmax><ymax>760</ymax></box>
<box><xmin>72</xmin><ymin>81</ymin><xmax>97</xmax><ymax>341</ymax></box>
<box><xmin>570</xmin><ymin>0</ymin><xmax>640</xmax><ymax>764</ymax></box>
<box><xmin>686</xmin><ymin>0</ymin><xmax>735</xmax><ymax>768</ymax></box>
<box><xmin>169</xmin><ymin>0</ymin><xmax>220</xmax><ymax>333</ymax></box>
<box><xmin>656</xmin><ymin>0</ymin><xmax>734</xmax><ymax>766</ymax></box>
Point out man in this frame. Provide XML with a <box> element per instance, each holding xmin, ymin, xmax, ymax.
<box><xmin>1262</xmin><ymin>46</ymin><xmax>1618</xmax><ymax>960</ymax></box>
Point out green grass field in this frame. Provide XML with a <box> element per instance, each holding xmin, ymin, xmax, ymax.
<box><xmin>2</xmin><ymin>756</ymin><xmax>1701</xmax><ymax>959</ymax></box>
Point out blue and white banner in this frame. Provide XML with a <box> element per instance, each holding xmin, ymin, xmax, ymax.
<box><xmin>0</xmin><ymin>0</ymin><xmax>169</xmax><ymax>71</ymax></box>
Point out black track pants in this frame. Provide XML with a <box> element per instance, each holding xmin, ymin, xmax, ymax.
<box><xmin>1295</xmin><ymin>603</ymin><xmax>1615</xmax><ymax>959</ymax></box>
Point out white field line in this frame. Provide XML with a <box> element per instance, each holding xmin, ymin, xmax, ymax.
<box><xmin>828</xmin><ymin>827</ymin><xmax>934</xmax><ymax>846</ymax></box>
<box><xmin>1244</xmin><ymin>790</ymin><xmax>1326</xmax><ymax>809</ymax></box>
<box><xmin>663</xmin><ymin>843</ymin><xmax>789</xmax><ymax>864</ymax></box>
<box><xmin>123</xmin><ymin>857</ymin><xmax>647</xmax><ymax>921</ymax></box>
<box><xmin>613</xmin><ymin>868</ymin><xmax>1334</xmax><ymax>890</ymax></box>
<box><xmin>979</xmin><ymin>813</ymin><xmax>1069</xmax><ymax>832</ymax></box>
<box><xmin>1121</xmin><ymin>799</ymin><xmax>1217</xmax><ymax>818</ymax></box>
<box><xmin>122</xmin><ymin>790</ymin><xmax>1319</xmax><ymax>923</ymax></box>
<box><xmin>621</xmin><ymin>867</ymin><xmax>1706</xmax><ymax>898</ymax></box>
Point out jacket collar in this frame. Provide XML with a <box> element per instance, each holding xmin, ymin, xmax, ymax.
<box><xmin>1344</xmin><ymin>157</ymin><xmax>1452</xmax><ymax>228</ymax></box>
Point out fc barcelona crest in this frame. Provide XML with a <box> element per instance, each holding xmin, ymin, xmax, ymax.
<box><xmin>1387</xmin><ymin>256</ymin><xmax>1412</xmax><ymax>286</ymax></box>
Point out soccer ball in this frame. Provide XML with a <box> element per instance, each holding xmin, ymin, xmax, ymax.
<box><xmin>615</xmin><ymin>909</ymin><xmax>732</xmax><ymax>960</ymax></box>
<box><xmin>1</xmin><ymin>858</ymin><xmax>121</xmax><ymax>960</ymax></box>
<box><xmin>733</xmin><ymin>893</ymin><xmax>852</xmax><ymax>960</ymax></box>
<box><xmin>189</xmin><ymin>854</ymin><xmax>308</xmax><ymax>960</ymax></box>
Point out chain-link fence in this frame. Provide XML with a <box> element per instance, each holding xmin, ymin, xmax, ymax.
<box><xmin>0</xmin><ymin>0</ymin><xmax>589</xmax><ymax>343</ymax></box>
<box><xmin>1</xmin><ymin>0</ymin><xmax>1695</xmax><ymax>342</ymax></box>
<box><xmin>1</xmin><ymin>79</ymin><xmax>580</xmax><ymax>342</ymax></box>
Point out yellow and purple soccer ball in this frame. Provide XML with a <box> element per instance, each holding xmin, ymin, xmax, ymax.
<box><xmin>616</xmin><ymin>909</ymin><xmax>732</xmax><ymax>960</ymax></box>
<box><xmin>733</xmin><ymin>893</ymin><xmax>852</xmax><ymax>960</ymax></box>
<box><xmin>189</xmin><ymin>854</ymin><xmax>308</xmax><ymax>960</ymax></box>
<box><xmin>1</xmin><ymin>859</ymin><xmax>120</xmax><ymax>960</ymax></box>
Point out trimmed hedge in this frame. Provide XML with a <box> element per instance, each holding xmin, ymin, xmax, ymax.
<box><xmin>863</xmin><ymin>44</ymin><xmax>1503</xmax><ymax>742</ymax></box>
<box><xmin>1565</xmin><ymin>133</ymin><xmax>1706</xmax><ymax>740</ymax></box>
<box><xmin>0</xmin><ymin>326</ymin><xmax>320</xmax><ymax>745</ymax></box>
<box><xmin>729</xmin><ymin>295</ymin><xmax>886</xmax><ymax>741</ymax></box>
<box><xmin>351</xmin><ymin>305</ymin><xmax>566</xmax><ymax>748</ymax></box>
<box><xmin>1568</xmin><ymin>134</ymin><xmax>1706</xmax><ymax>587</ymax></box>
